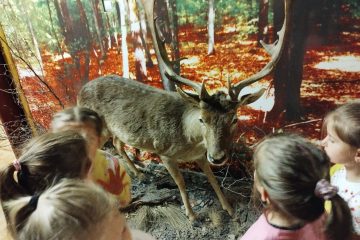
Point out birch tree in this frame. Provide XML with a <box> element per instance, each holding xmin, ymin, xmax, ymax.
<box><xmin>207</xmin><ymin>0</ymin><xmax>215</xmax><ymax>55</ymax></box>
<box><xmin>257</xmin><ymin>0</ymin><xmax>269</xmax><ymax>45</ymax></box>
<box><xmin>116</xmin><ymin>0</ymin><xmax>129</xmax><ymax>77</ymax></box>
<box><xmin>128</xmin><ymin>0</ymin><xmax>147</xmax><ymax>82</ymax></box>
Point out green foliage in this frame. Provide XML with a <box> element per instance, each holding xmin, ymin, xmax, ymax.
<box><xmin>176</xmin><ymin>0</ymin><xmax>208</xmax><ymax>26</ymax></box>
<box><xmin>217</xmin><ymin>0</ymin><xmax>258</xmax><ymax>20</ymax></box>
<box><xmin>1</xmin><ymin>0</ymin><xmax>359</xmax><ymax>63</ymax></box>
<box><xmin>176</xmin><ymin>0</ymin><xmax>259</xmax><ymax>37</ymax></box>
<box><xmin>35</xmin><ymin>0</ymin><xmax>64</xmax><ymax>53</ymax></box>
<box><xmin>345</xmin><ymin>0</ymin><xmax>360</xmax><ymax>17</ymax></box>
<box><xmin>0</xmin><ymin>0</ymin><xmax>46</xmax><ymax>66</ymax></box>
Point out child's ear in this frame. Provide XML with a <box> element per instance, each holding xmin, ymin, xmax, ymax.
<box><xmin>254</xmin><ymin>170</ymin><xmax>270</xmax><ymax>204</ymax></box>
<box><xmin>255</xmin><ymin>182</ymin><xmax>269</xmax><ymax>203</ymax></box>
<box><xmin>259</xmin><ymin>187</ymin><xmax>270</xmax><ymax>203</ymax></box>
<box><xmin>355</xmin><ymin>149</ymin><xmax>360</xmax><ymax>163</ymax></box>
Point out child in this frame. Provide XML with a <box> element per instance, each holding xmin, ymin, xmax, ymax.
<box><xmin>0</xmin><ymin>131</ymin><xmax>90</xmax><ymax>203</ymax></box>
<box><xmin>241</xmin><ymin>134</ymin><xmax>352</xmax><ymax>240</ymax></box>
<box><xmin>50</xmin><ymin>107</ymin><xmax>132</xmax><ymax>207</ymax></box>
<box><xmin>321</xmin><ymin>100</ymin><xmax>360</xmax><ymax>234</ymax></box>
<box><xmin>3</xmin><ymin>179</ymin><xmax>155</xmax><ymax>240</ymax></box>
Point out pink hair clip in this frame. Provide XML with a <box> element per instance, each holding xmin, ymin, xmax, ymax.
<box><xmin>314</xmin><ymin>179</ymin><xmax>338</xmax><ymax>200</ymax></box>
<box><xmin>13</xmin><ymin>160</ymin><xmax>22</xmax><ymax>171</ymax></box>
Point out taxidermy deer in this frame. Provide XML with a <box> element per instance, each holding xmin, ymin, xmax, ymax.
<box><xmin>78</xmin><ymin>0</ymin><xmax>289</xmax><ymax>221</ymax></box>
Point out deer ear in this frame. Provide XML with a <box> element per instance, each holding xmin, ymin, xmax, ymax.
<box><xmin>176</xmin><ymin>85</ymin><xmax>200</xmax><ymax>105</ymax></box>
<box><xmin>238</xmin><ymin>88</ymin><xmax>266</xmax><ymax>106</ymax></box>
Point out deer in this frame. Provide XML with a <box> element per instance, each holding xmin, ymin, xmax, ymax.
<box><xmin>77</xmin><ymin>0</ymin><xmax>290</xmax><ymax>221</ymax></box>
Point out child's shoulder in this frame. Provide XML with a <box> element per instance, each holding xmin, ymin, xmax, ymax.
<box><xmin>239</xmin><ymin>214</ymin><xmax>279</xmax><ymax>240</ymax></box>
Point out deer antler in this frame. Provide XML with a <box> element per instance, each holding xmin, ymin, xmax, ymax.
<box><xmin>141</xmin><ymin>0</ymin><xmax>208</xmax><ymax>97</ymax></box>
<box><xmin>229</xmin><ymin>0</ymin><xmax>290</xmax><ymax>101</ymax></box>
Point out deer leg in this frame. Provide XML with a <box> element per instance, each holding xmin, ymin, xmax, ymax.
<box><xmin>162</xmin><ymin>158</ymin><xmax>196</xmax><ymax>221</ymax></box>
<box><xmin>113</xmin><ymin>137</ymin><xmax>141</xmax><ymax>177</ymax></box>
<box><xmin>197</xmin><ymin>159</ymin><xmax>234</xmax><ymax>216</ymax></box>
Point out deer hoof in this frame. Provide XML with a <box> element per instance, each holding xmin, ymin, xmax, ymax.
<box><xmin>135</xmin><ymin>172</ymin><xmax>146</xmax><ymax>181</ymax></box>
<box><xmin>225</xmin><ymin>206</ymin><xmax>234</xmax><ymax>216</ymax></box>
<box><xmin>188</xmin><ymin>213</ymin><xmax>197</xmax><ymax>222</ymax></box>
<box><xmin>186</xmin><ymin>210</ymin><xmax>197</xmax><ymax>222</ymax></box>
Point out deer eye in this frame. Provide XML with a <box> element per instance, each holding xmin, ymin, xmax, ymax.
<box><xmin>199</xmin><ymin>118</ymin><xmax>204</xmax><ymax>123</ymax></box>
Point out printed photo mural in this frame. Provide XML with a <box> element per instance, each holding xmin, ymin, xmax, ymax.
<box><xmin>0</xmin><ymin>0</ymin><xmax>359</xmax><ymax>138</ymax></box>
<box><xmin>0</xmin><ymin>1</ymin><xmax>360</xmax><ymax>238</ymax></box>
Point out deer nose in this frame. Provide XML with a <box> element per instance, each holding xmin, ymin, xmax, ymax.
<box><xmin>207</xmin><ymin>152</ymin><xmax>227</xmax><ymax>165</ymax></box>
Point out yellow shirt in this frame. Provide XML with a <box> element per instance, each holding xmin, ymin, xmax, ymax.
<box><xmin>325</xmin><ymin>164</ymin><xmax>342</xmax><ymax>212</ymax></box>
<box><xmin>90</xmin><ymin>150</ymin><xmax>132</xmax><ymax>207</ymax></box>
<box><xmin>330</xmin><ymin>163</ymin><xmax>343</xmax><ymax>177</ymax></box>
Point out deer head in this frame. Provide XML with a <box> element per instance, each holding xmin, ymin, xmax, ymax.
<box><xmin>141</xmin><ymin>0</ymin><xmax>290</xmax><ymax>165</ymax></box>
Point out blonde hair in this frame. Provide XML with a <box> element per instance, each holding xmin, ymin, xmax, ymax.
<box><xmin>4</xmin><ymin>179</ymin><xmax>117</xmax><ymax>240</ymax></box>
<box><xmin>0</xmin><ymin>131</ymin><xmax>90</xmax><ymax>203</ymax></box>
<box><xmin>254</xmin><ymin>134</ymin><xmax>352</xmax><ymax>240</ymax></box>
<box><xmin>323</xmin><ymin>100</ymin><xmax>360</xmax><ymax>148</ymax></box>
<box><xmin>51</xmin><ymin>107</ymin><xmax>103</xmax><ymax>136</ymax></box>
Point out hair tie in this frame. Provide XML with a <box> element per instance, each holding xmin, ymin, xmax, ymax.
<box><xmin>13</xmin><ymin>160</ymin><xmax>22</xmax><ymax>171</ymax></box>
<box><xmin>314</xmin><ymin>179</ymin><xmax>338</xmax><ymax>200</ymax></box>
<box><xmin>28</xmin><ymin>194</ymin><xmax>40</xmax><ymax>210</ymax></box>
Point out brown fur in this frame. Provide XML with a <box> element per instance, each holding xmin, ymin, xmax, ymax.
<box><xmin>77</xmin><ymin>75</ymin><xmax>266</xmax><ymax>220</ymax></box>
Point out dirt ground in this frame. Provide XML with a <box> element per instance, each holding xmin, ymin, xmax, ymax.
<box><xmin>123</xmin><ymin>160</ymin><xmax>260</xmax><ymax>240</ymax></box>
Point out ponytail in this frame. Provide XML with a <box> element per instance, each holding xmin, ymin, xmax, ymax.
<box><xmin>3</xmin><ymin>179</ymin><xmax>117</xmax><ymax>240</ymax></box>
<box><xmin>4</xmin><ymin>195</ymin><xmax>31</xmax><ymax>239</ymax></box>
<box><xmin>0</xmin><ymin>163</ymin><xmax>28</xmax><ymax>202</ymax></box>
<box><xmin>1</xmin><ymin>131</ymin><xmax>89</xmax><ymax>203</ymax></box>
<box><xmin>326</xmin><ymin>195</ymin><xmax>353</xmax><ymax>240</ymax></box>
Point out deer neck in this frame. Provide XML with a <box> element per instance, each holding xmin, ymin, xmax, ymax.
<box><xmin>182</xmin><ymin>105</ymin><xmax>203</xmax><ymax>143</ymax></box>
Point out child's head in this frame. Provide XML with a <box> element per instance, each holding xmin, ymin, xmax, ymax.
<box><xmin>51</xmin><ymin>107</ymin><xmax>105</xmax><ymax>157</ymax></box>
<box><xmin>0</xmin><ymin>131</ymin><xmax>91</xmax><ymax>202</ymax></box>
<box><xmin>254</xmin><ymin>134</ymin><xmax>352</xmax><ymax>239</ymax></box>
<box><xmin>321</xmin><ymin>100</ymin><xmax>360</xmax><ymax>165</ymax></box>
<box><xmin>4</xmin><ymin>179</ymin><xmax>132</xmax><ymax>240</ymax></box>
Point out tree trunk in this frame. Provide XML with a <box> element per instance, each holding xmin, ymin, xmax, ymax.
<box><xmin>76</xmin><ymin>0</ymin><xmax>92</xmax><ymax>84</ymax></box>
<box><xmin>128</xmin><ymin>0</ymin><xmax>147</xmax><ymax>82</ymax></box>
<box><xmin>168</xmin><ymin>0</ymin><xmax>180</xmax><ymax>74</ymax></box>
<box><xmin>105</xmin><ymin>14</ymin><xmax>116</xmax><ymax>48</ymax></box>
<box><xmin>207</xmin><ymin>0</ymin><xmax>215</xmax><ymax>55</ymax></box>
<box><xmin>91</xmin><ymin>0</ymin><xmax>106</xmax><ymax>59</ymax></box>
<box><xmin>110</xmin><ymin>13</ymin><xmax>119</xmax><ymax>47</ymax></box>
<box><xmin>137</xmin><ymin>0</ymin><xmax>154</xmax><ymax>67</ymax></box>
<box><xmin>46</xmin><ymin>0</ymin><xmax>65</xmax><ymax>64</ymax></box>
<box><xmin>153</xmin><ymin>0</ymin><xmax>175</xmax><ymax>90</ymax></box>
<box><xmin>272</xmin><ymin>0</ymin><xmax>284</xmax><ymax>42</ymax></box>
<box><xmin>23</xmin><ymin>6</ymin><xmax>45</xmax><ymax>76</ymax></box>
<box><xmin>117</xmin><ymin>0</ymin><xmax>130</xmax><ymax>78</ymax></box>
<box><xmin>155</xmin><ymin>0</ymin><xmax>172</xmax><ymax>43</ymax></box>
<box><xmin>319</xmin><ymin>0</ymin><xmax>341</xmax><ymax>44</ymax></box>
<box><xmin>269</xmin><ymin>0</ymin><xmax>311</xmax><ymax>121</ymax></box>
<box><xmin>257</xmin><ymin>0</ymin><xmax>269</xmax><ymax>45</ymax></box>
<box><xmin>57</xmin><ymin>0</ymin><xmax>75</xmax><ymax>59</ymax></box>
<box><xmin>115</xmin><ymin>0</ymin><xmax>122</xmax><ymax>51</ymax></box>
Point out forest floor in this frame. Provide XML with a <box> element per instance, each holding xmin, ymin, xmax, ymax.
<box><xmin>124</xmin><ymin>162</ymin><xmax>258</xmax><ymax>240</ymax></box>
<box><xmin>11</xmin><ymin>14</ymin><xmax>360</xmax><ymax>240</ymax></box>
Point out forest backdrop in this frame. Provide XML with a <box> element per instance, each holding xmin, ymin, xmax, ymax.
<box><xmin>0</xmin><ymin>0</ymin><xmax>359</xmax><ymax>144</ymax></box>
